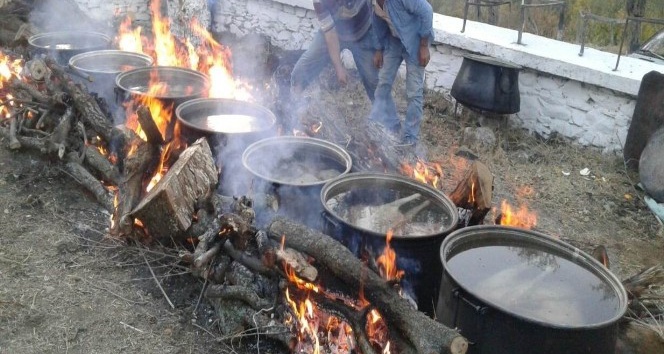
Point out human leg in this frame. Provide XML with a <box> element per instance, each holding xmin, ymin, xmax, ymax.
<box><xmin>348</xmin><ymin>32</ymin><xmax>379</xmax><ymax>102</ymax></box>
<box><xmin>402</xmin><ymin>59</ymin><xmax>425</xmax><ymax>144</ymax></box>
<box><xmin>369</xmin><ymin>36</ymin><xmax>402</xmax><ymax>134</ymax></box>
<box><xmin>290</xmin><ymin>31</ymin><xmax>331</xmax><ymax>93</ymax></box>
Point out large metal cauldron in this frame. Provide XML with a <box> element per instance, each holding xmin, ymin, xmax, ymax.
<box><xmin>451</xmin><ymin>54</ymin><xmax>521</xmax><ymax>114</ymax></box>
<box><xmin>29</xmin><ymin>31</ymin><xmax>111</xmax><ymax>65</ymax></box>
<box><xmin>321</xmin><ymin>173</ymin><xmax>458</xmax><ymax>317</ymax></box>
<box><xmin>176</xmin><ymin>98</ymin><xmax>277</xmax><ymax>148</ymax></box>
<box><xmin>69</xmin><ymin>50</ymin><xmax>153</xmax><ymax>124</ymax></box>
<box><xmin>115</xmin><ymin>66</ymin><xmax>210</xmax><ymax>106</ymax></box>
<box><xmin>437</xmin><ymin>226</ymin><xmax>628</xmax><ymax>354</ymax></box>
<box><xmin>242</xmin><ymin>136</ymin><xmax>352</xmax><ymax>228</ymax></box>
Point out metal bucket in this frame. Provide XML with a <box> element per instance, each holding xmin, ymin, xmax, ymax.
<box><xmin>451</xmin><ymin>54</ymin><xmax>521</xmax><ymax>114</ymax></box>
<box><xmin>321</xmin><ymin>172</ymin><xmax>459</xmax><ymax>316</ymax></box>
<box><xmin>437</xmin><ymin>225</ymin><xmax>628</xmax><ymax>354</ymax></box>
<box><xmin>29</xmin><ymin>31</ymin><xmax>111</xmax><ymax>65</ymax></box>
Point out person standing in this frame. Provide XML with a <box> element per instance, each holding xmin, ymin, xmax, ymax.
<box><xmin>370</xmin><ymin>0</ymin><xmax>433</xmax><ymax>146</ymax></box>
<box><xmin>291</xmin><ymin>0</ymin><xmax>379</xmax><ymax>101</ymax></box>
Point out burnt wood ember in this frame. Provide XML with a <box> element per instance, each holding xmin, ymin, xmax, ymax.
<box><xmin>130</xmin><ymin>138</ymin><xmax>218</xmax><ymax>243</ymax></box>
<box><xmin>111</xmin><ymin>130</ymin><xmax>158</xmax><ymax>238</ymax></box>
<box><xmin>449</xmin><ymin>161</ymin><xmax>493</xmax><ymax>227</ymax></box>
<box><xmin>268</xmin><ymin>217</ymin><xmax>469</xmax><ymax>354</ymax></box>
<box><xmin>136</xmin><ymin>105</ymin><xmax>165</xmax><ymax>145</ymax></box>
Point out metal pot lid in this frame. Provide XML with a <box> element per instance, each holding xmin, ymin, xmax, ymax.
<box><xmin>462</xmin><ymin>53</ymin><xmax>522</xmax><ymax>70</ymax></box>
<box><xmin>69</xmin><ymin>50</ymin><xmax>153</xmax><ymax>74</ymax></box>
<box><xmin>321</xmin><ymin>172</ymin><xmax>458</xmax><ymax>238</ymax></box>
<box><xmin>242</xmin><ymin>136</ymin><xmax>352</xmax><ymax>187</ymax></box>
<box><xmin>115</xmin><ymin>66</ymin><xmax>210</xmax><ymax>99</ymax></box>
<box><xmin>441</xmin><ymin>225</ymin><xmax>628</xmax><ymax>328</ymax></box>
<box><xmin>29</xmin><ymin>31</ymin><xmax>110</xmax><ymax>50</ymax></box>
<box><xmin>176</xmin><ymin>98</ymin><xmax>276</xmax><ymax>135</ymax></box>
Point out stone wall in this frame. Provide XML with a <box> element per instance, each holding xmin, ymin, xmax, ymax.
<box><xmin>73</xmin><ymin>0</ymin><xmax>209</xmax><ymax>39</ymax></box>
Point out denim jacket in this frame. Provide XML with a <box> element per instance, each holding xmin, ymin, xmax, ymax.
<box><xmin>372</xmin><ymin>0</ymin><xmax>434</xmax><ymax>63</ymax></box>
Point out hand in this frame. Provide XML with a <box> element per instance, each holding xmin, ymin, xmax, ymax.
<box><xmin>373</xmin><ymin>51</ymin><xmax>383</xmax><ymax>69</ymax></box>
<box><xmin>335</xmin><ymin>66</ymin><xmax>348</xmax><ymax>86</ymax></box>
<box><xmin>419</xmin><ymin>45</ymin><xmax>430</xmax><ymax>67</ymax></box>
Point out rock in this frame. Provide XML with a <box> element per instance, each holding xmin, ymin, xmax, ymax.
<box><xmin>460</xmin><ymin>126</ymin><xmax>497</xmax><ymax>153</ymax></box>
<box><xmin>639</xmin><ymin>127</ymin><xmax>664</xmax><ymax>202</ymax></box>
<box><xmin>624</xmin><ymin>71</ymin><xmax>664</xmax><ymax>169</ymax></box>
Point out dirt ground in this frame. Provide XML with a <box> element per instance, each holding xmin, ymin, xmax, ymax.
<box><xmin>1</xmin><ymin>68</ymin><xmax>663</xmax><ymax>353</ymax></box>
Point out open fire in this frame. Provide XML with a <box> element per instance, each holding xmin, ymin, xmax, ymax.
<box><xmin>0</xmin><ymin>0</ymin><xmax>543</xmax><ymax>352</ymax></box>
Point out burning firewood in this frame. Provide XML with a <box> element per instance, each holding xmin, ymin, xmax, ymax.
<box><xmin>130</xmin><ymin>138</ymin><xmax>218</xmax><ymax>243</ymax></box>
<box><xmin>269</xmin><ymin>217</ymin><xmax>469</xmax><ymax>354</ymax></box>
<box><xmin>449</xmin><ymin>160</ymin><xmax>493</xmax><ymax>227</ymax></box>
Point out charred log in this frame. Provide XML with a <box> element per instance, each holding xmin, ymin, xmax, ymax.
<box><xmin>136</xmin><ymin>105</ymin><xmax>165</xmax><ymax>145</ymax></box>
<box><xmin>130</xmin><ymin>138</ymin><xmax>218</xmax><ymax>243</ymax></box>
<box><xmin>111</xmin><ymin>132</ymin><xmax>158</xmax><ymax>238</ymax></box>
<box><xmin>268</xmin><ymin>217</ymin><xmax>468</xmax><ymax>354</ymax></box>
<box><xmin>449</xmin><ymin>161</ymin><xmax>493</xmax><ymax>227</ymax></box>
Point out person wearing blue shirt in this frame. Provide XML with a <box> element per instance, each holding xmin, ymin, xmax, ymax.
<box><xmin>370</xmin><ymin>0</ymin><xmax>434</xmax><ymax>146</ymax></box>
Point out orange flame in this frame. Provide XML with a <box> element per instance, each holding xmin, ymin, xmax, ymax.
<box><xmin>115</xmin><ymin>0</ymin><xmax>252</xmax><ymax>101</ymax></box>
<box><xmin>399</xmin><ymin>159</ymin><xmax>442</xmax><ymax>189</ymax></box>
<box><xmin>0</xmin><ymin>52</ymin><xmax>23</xmax><ymax>117</ymax></box>
<box><xmin>376</xmin><ymin>230</ymin><xmax>405</xmax><ymax>281</ymax></box>
<box><xmin>497</xmin><ymin>199</ymin><xmax>537</xmax><ymax>229</ymax></box>
<box><xmin>115</xmin><ymin>16</ymin><xmax>145</xmax><ymax>54</ymax></box>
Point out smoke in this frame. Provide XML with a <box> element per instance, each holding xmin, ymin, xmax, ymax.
<box><xmin>29</xmin><ymin>0</ymin><xmax>112</xmax><ymax>34</ymax></box>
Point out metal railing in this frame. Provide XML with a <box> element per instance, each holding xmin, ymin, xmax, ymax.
<box><xmin>517</xmin><ymin>1</ymin><xmax>566</xmax><ymax>45</ymax></box>
<box><xmin>461</xmin><ymin>0</ymin><xmax>512</xmax><ymax>33</ymax></box>
<box><xmin>614</xmin><ymin>16</ymin><xmax>664</xmax><ymax>71</ymax></box>
<box><xmin>577</xmin><ymin>11</ymin><xmax>625</xmax><ymax>57</ymax></box>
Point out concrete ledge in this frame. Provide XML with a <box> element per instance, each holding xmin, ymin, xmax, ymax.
<box><xmin>274</xmin><ymin>0</ymin><xmax>313</xmax><ymax>10</ymax></box>
<box><xmin>434</xmin><ymin>14</ymin><xmax>663</xmax><ymax>97</ymax></box>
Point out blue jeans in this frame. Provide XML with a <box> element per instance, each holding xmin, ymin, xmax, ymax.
<box><xmin>370</xmin><ymin>35</ymin><xmax>425</xmax><ymax>144</ymax></box>
<box><xmin>291</xmin><ymin>29</ymin><xmax>379</xmax><ymax>101</ymax></box>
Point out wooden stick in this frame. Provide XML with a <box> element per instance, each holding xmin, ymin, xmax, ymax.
<box><xmin>8</xmin><ymin>115</ymin><xmax>21</xmax><ymax>150</ymax></box>
<box><xmin>139</xmin><ymin>247</ymin><xmax>175</xmax><ymax>309</ymax></box>
<box><xmin>136</xmin><ymin>105</ymin><xmax>165</xmax><ymax>145</ymax></box>
<box><xmin>63</xmin><ymin>161</ymin><xmax>114</xmax><ymax>211</ymax></box>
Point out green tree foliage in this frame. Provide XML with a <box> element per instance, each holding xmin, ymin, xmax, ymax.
<box><xmin>432</xmin><ymin>0</ymin><xmax>664</xmax><ymax>53</ymax></box>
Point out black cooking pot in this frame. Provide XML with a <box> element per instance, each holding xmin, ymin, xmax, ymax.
<box><xmin>242</xmin><ymin>136</ymin><xmax>352</xmax><ymax>228</ymax></box>
<box><xmin>451</xmin><ymin>54</ymin><xmax>521</xmax><ymax>114</ymax></box>
<box><xmin>321</xmin><ymin>172</ymin><xmax>458</xmax><ymax>317</ymax></box>
<box><xmin>69</xmin><ymin>50</ymin><xmax>153</xmax><ymax>124</ymax></box>
<box><xmin>437</xmin><ymin>225</ymin><xmax>628</xmax><ymax>354</ymax></box>
<box><xmin>29</xmin><ymin>31</ymin><xmax>111</xmax><ymax>65</ymax></box>
<box><xmin>176</xmin><ymin>98</ymin><xmax>277</xmax><ymax>148</ymax></box>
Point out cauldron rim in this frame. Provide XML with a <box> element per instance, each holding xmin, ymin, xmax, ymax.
<box><xmin>68</xmin><ymin>50</ymin><xmax>154</xmax><ymax>75</ymax></box>
<box><xmin>242</xmin><ymin>136</ymin><xmax>352</xmax><ymax>188</ymax></box>
<box><xmin>440</xmin><ymin>225</ymin><xmax>628</xmax><ymax>329</ymax></box>
<box><xmin>462</xmin><ymin>53</ymin><xmax>523</xmax><ymax>70</ymax></box>
<box><xmin>28</xmin><ymin>31</ymin><xmax>111</xmax><ymax>51</ymax></box>
<box><xmin>175</xmin><ymin>97</ymin><xmax>277</xmax><ymax>136</ymax></box>
<box><xmin>115</xmin><ymin>66</ymin><xmax>210</xmax><ymax>100</ymax></box>
<box><xmin>320</xmin><ymin>172</ymin><xmax>459</xmax><ymax>239</ymax></box>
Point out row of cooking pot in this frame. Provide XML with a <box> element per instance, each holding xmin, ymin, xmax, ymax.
<box><xmin>242</xmin><ymin>136</ymin><xmax>628</xmax><ymax>354</ymax></box>
<box><xmin>31</xmin><ymin>31</ymin><xmax>628</xmax><ymax>354</ymax></box>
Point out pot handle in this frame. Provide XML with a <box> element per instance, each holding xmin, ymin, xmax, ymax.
<box><xmin>452</xmin><ymin>288</ymin><xmax>487</xmax><ymax>348</ymax></box>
